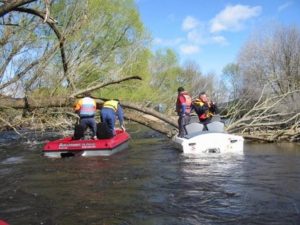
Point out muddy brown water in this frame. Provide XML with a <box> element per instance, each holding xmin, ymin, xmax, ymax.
<box><xmin>0</xmin><ymin>126</ymin><xmax>300</xmax><ymax>225</ymax></box>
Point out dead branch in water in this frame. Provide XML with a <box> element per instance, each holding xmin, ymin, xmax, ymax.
<box><xmin>225</xmin><ymin>88</ymin><xmax>300</xmax><ymax>142</ymax></box>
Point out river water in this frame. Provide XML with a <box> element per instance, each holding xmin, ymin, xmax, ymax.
<box><xmin>0</xmin><ymin>126</ymin><xmax>300</xmax><ymax>225</ymax></box>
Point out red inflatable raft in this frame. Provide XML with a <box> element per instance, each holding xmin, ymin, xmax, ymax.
<box><xmin>43</xmin><ymin>129</ymin><xmax>130</xmax><ymax>158</ymax></box>
<box><xmin>0</xmin><ymin>220</ymin><xmax>9</xmax><ymax>225</ymax></box>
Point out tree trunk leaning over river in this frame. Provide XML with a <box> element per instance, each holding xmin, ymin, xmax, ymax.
<box><xmin>0</xmin><ymin>86</ymin><xmax>299</xmax><ymax>142</ymax></box>
<box><xmin>0</xmin><ymin>75</ymin><xmax>178</xmax><ymax>137</ymax></box>
<box><xmin>0</xmin><ymin>95</ymin><xmax>178</xmax><ymax>137</ymax></box>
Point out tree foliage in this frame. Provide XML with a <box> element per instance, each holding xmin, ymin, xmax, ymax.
<box><xmin>0</xmin><ymin>0</ymin><xmax>150</xmax><ymax>98</ymax></box>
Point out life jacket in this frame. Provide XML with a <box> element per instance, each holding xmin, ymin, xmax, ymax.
<box><xmin>78</xmin><ymin>97</ymin><xmax>96</xmax><ymax>117</ymax></box>
<box><xmin>176</xmin><ymin>91</ymin><xmax>192</xmax><ymax>114</ymax></box>
<box><xmin>193</xmin><ymin>98</ymin><xmax>214</xmax><ymax>121</ymax></box>
<box><xmin>103</xmin><ymin>100</ymin><xmax>118</xmax><ymax>112</ymax></box>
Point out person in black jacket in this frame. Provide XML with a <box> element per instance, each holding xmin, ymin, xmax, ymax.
<box><xmin>192</xmin><ymin>92</ymin><xmax>218</xmax><ymax>129</ymax></box>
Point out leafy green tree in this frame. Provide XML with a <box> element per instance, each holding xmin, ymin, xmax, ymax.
<box><xmin>0</xmin><ymin>0</ymin><xmax>151</xmax><ymax>99</ymax></box>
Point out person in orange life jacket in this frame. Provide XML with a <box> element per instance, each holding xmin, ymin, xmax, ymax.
<box><xmin>192</xmin><ymin>91</ymin><xmax>218</xmax><ymax>129</ymax></box>
<box><xmin>176</xmin><ymin>87</ymin><xmax>192</xmax><ymax>137</ymax></box>
<box><xmin>74</xmin><ymin>92</ymin><xmax>97</xmax><ymax>139</ymax></box>
<box><xmin>100</xmin><ymin>99</ymin><xmax>125</xmax><ymax>136</ymax></box>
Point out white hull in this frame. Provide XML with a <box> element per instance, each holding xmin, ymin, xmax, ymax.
<box><xmin>172</xmin><ymin>122</ymin><xmax>244</xmax><ymax>154</ymax></box>
<box><xmin>172</xmin><ymin>132</ymin><xmax>244</xmax><ymax>154</ymax></box>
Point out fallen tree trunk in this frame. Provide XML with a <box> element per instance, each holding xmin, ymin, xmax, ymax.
<box><xmin>124</xmin><ymin>111</ymin><xmax>177</xmax><ymax>137</ymax></box>
<box><xmin>120</xmin><ymin>102</ymin><xmax>177</xmax><ymax>128</ymax></box>
<box><xmin>0</xmin><ymin>95</ymin><xmax>71</xmax><ymax>109</ymax></box>
<box><xmin>1</xmin><ymin>90</ymin><xmax>299</xmax><ymax>142</ymax></box>
<box><xmin>0</xmin><ymin>95</ymin><xmax>178</xmax><ymax>136</ymax></box>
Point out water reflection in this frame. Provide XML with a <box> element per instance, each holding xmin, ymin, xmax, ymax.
<box><xmin>1</xmin><ymin>156</ymin><xmax>25</xmax><ymax>165</ymax></box>
<box><xmin>0</xmin><ymin>129</ymin><xmax>299</xmax><ymax>224</ymax></box>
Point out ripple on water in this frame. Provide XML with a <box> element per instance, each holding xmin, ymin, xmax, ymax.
<box><xmin>0</xmin><ymin>156</ymin><xmax>25</xmax><ymax>165</ymax></box>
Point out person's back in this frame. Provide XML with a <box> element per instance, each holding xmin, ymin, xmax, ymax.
<box><xmin>74</xmin><ymin>93</ymin><xmax>97</xmax><ymax>139</ymax></box>
<box><xmin>100</xmin><ymin>99</ymin><xmax>125</xmax><ymax>136</ymax></box>
<box><xmin>75</xmin><ymin>97</ymin><xmax>96</xmax><ymax>117</ymax></box>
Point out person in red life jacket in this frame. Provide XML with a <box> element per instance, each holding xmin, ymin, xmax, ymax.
<box><xmin>100</xmin><ymin>99</ymin><xmax>125</xmax><ymax>137</ymax></box>
<box><xmin>176</xmin><ymin>87</ymin><xmax>192</xmax><ymax>137</ymax></box>
<box><xmin>74</xmin><ymin>92</ymin><xmax>97</xmax><ymax>139</ymax></box>
<box><xmin>192</xmin><ymin>91</ymin><xmax>218</xmax><ymax>129</ymax></box>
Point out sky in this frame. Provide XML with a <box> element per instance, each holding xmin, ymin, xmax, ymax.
<box><xmin>135</xmin><ymin>0</ymin><xmax>300</xmax><ymax>75</ymax></box>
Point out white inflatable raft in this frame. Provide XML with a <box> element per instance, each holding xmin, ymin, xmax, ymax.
<box><xmin>172</xmin><ymin>121</ymin><xmax>244</xmax><ymax>154</ymax></box>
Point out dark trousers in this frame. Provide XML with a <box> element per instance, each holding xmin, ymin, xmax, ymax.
<box><xmin>80</xmin><ymin>117</ymin><xmax>97</xmax><ymax>136</ymax></box>
<box><xmin>178</xmin><ymin>115</ymin><xmax>190</xmax><ymax>137</ymax></box>
<box><xmin>199</xmin><ymin>118</ymin><xmax>212</xmax><ymax>131</ymax></box>
<box><xmin>101</xmin><ymin>108</ymin><xmax>116</xmax><ymax>136</ymax></box>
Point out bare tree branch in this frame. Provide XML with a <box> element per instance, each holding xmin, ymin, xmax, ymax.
<box><xmin>70</xmin><ymin>75</ymin><xmax>142</xmax><ymax>98</ymax></box>
<box><xmin>0</xmin><ymin>58</ymin><xmax>39</xmax><ymax>90</ymax></box>
<box><xmin>0</xmin><ymin>115</ymin><xmax>22</xmax><ymax>136</ymax></box>
<box><xmin>43</xmin><ymin>0</ymin><xmax>50</xmax><ymax>23</ymax></box>
<box><xmin>0</xmin><ymin>0</ymin><xmax>36</xmax><ymax>17</ymax></box>
<box><xmin>13</xmin><ymin>7</ymin><xmax>74</xmax><ymax>89</ymax></box>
